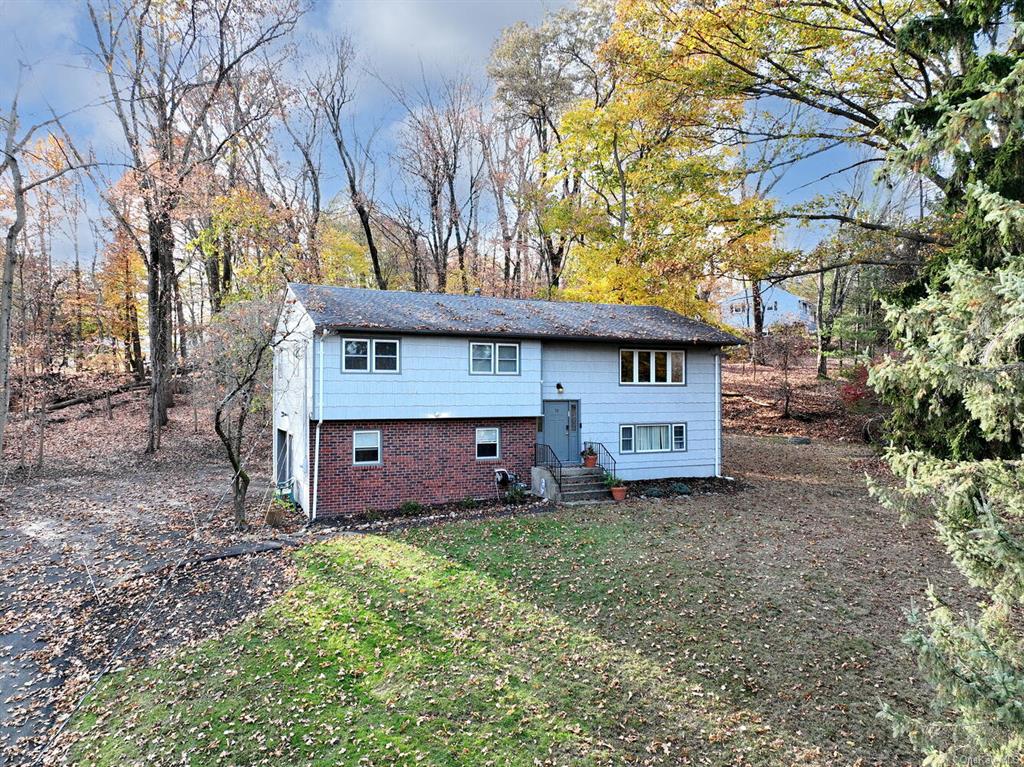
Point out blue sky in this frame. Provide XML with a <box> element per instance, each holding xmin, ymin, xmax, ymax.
<box><xmin>1</xmin><ymin>0</ymin><xmax>868</xmax><ymax>266</ymax></box>
<box><xmin>1</xmin><ymin>0</ymin><xmax>565</xmax><ymax>264</ymax></box>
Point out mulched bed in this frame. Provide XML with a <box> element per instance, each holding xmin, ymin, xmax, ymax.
<box><xmin>315</xmin><ymin>497</ymin><xmax>557</xmax><ymax>534</ymax></box>
<box><xmin>626</xmin><ymin>475</ymin><xmax>746</xmax><ymax>499</ymax></box>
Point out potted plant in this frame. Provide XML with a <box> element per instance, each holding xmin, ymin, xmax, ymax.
<box><xmin>581</xmin><ymin>445</ymin><xmax>598</xmax><ymax>468</ymax></box>
<box><xmin>603</xmin><ymin>472</ymin><xmax>627</xmax><ymax>501</ymax></box>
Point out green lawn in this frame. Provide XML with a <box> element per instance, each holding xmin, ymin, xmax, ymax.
<box><xmin>67</xmin><ymin>501</ymin><xmax>931</xmax><ymax>766</ymax></box>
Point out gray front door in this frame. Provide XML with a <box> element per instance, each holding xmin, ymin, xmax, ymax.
<box><xmin>542</xmin><ymin>400</ymin><xmax>580</xmax><ymax>464</ymax></box>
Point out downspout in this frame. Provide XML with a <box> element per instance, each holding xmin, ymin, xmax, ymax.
<box><xmin>311</xmin><ymin>328</ymin><xmax>327</xmax><ymax>523</ymax></box>
<box><xmin>715</xmin><ymin>350</ymin><xmax>722</xmax><ymax>477</ymax></box>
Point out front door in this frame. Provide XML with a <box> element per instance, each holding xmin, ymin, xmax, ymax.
<box><xmin>541</xmin><ymin>400</ymin><xmax>580</xmax><ymax>464</ymax></box>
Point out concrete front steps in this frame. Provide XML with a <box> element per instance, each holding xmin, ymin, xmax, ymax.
<box><xmin>558</xmin><ymin>466</ymin><xmax>611</xmax><ymax>502</ymax></box>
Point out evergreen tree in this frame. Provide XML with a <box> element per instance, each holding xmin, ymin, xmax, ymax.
<box><xmin>871</xmin><ymin>2</ymin><xmax>1024</xmax><ymax>761</ymax></box>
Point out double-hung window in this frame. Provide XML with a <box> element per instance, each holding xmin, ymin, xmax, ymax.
<box><xmin>343</xmin><ymin>338</ymin><xmax>400</xmax><ymax>373</ymax></box>
<box><xmin>343</xmin><ymin>339</ymin><xmax>369</xmax><ymax>371</ymax></box>
<box><xmin>619</xmin><ymin>349</ymin><xmax>685</xmax><ymax>385</ymax></box>
<box><xmin>619</xmin><ymin>423</ymin><xmax>687</xmax><ymax>453</ymax></box>
<box><xmin>373</xmin><ymin>340</ymin><xmax>399</xmax><ymax>371</ymax></box>
<box><xmin>469</xmin><ymin>342</ymin><xmax>519</xmax><ymax>375</ymax></box>
<box><xmin>353</xmin><ymin>430</ymin><xmax>382</xmax><ymax>465</ymax></box>
<box><xmin>476</xmin><ymin>427</ymin><xmax>500</xmax><ymax>459</ymax></box>
<box><xmin>672</xmin><ymin>423</ymin><xmax>687</xmax><ymax>451</ymax></box>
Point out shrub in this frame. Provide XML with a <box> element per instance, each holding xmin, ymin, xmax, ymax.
<box><xmin>503</xmin><ymin>485</ymin><xmax>527</xmax><ymax>505</ymax></box>
<box><xmin>669</xmin><ymin>482</ymin><xmax>691</xmax><ymax>495</ymax></box>
<box><xmin>398</xmin><ymin>500</ymin><xmax>424</xmax><ymax>515</ymax></box>
<box><xmin>839</xmin><ymin>365</ymin><xmax>875</xmax><ymax>412</ymax></box>
<box><xmin>458</xmin><ymin>496</ymin><xmax>480</xmax><ymax>510</ymax></box>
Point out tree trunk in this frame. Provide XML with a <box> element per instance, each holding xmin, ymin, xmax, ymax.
<box><xmin>750</xmin><ymin>280</ymin><xmax>766</xmax><ymax>364</ymax></box>
<box><xmin>146</xmin><ymin>210</ymin><xmax>176</xmax><ymax>452</ymax></box>
<box><xmin>815</xmin><ymin>263</ymin><xmax>835</xmax><ymax>379</ymax></box>
<box><xmin>172</xmin><ymin>269</ymin><xmax>188</xmax><ymax>362</ymax></box>
<box><xmin>127</xmin><ymin>297</ymin><xmax>145</xmax><ymax>380</ymax></box>
<box><xmin>541</xmin><ymin>234</ymin><xmax>564</xmax><ymax>291</ymax></box>
<box><xmin>35</xmin><ymin>406</ymin><xmax>45</xmax><ymax>468</ymax></box>
<box><xmin>0</xmin><ymin>155</ymin><xmax>27</xmax><ymax>459</ymax></box>
<box><xmin>233</xmin><ymin>469</ymin><xmax>250</xmax><ymax>529</ymax></box>
<box><xmin>816</xmin><ymin>333</ymin><xmax>832</xmax><ymax>378</ymax></box>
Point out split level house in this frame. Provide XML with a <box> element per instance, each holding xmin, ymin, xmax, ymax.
<box><xmin>273</xmin><ymin>284</ymin><xmax>743</xmax><ymax>520</ymax></box>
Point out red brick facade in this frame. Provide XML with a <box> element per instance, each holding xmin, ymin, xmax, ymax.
<box><xmin>308</xmin><ymin>418</ymin><xmax>536</xmax><ymax>517</ymax></box>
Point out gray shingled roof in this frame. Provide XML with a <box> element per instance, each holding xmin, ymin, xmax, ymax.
<box><xmin>288</xmin><ymin>283</ymin><xmax>744</xmax><ymax>346</ymax></box>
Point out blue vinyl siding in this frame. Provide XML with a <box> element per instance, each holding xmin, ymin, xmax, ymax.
<box><xmin>541</xmin><ymin>342</ymin><xmax>719</xmax><ymax>479</ymax></box>
<box><xmin>314</xmin><ymin>334</ymin><xmax>542</xmax><ymax>420</ymax></box>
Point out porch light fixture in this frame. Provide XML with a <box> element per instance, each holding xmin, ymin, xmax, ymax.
<box><xmin>556</xmin><ymin>382</ymin><xmax>564</xmax><ymax>394</ymax></box>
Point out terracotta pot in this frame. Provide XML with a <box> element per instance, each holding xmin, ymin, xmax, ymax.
<box><xmin>583</xmin><ymin>454</ymin><xmax>598</xmax><ymax>468</ymax></box>
<box><xmin>610</xmin><ymin>485</ymin><xmax>627</xmax><ymax>501</ymax></box>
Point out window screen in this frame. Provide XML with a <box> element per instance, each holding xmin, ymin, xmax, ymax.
<box><xmin>353</xmin><ymin>430</ymin><xmax>381</xmax><ymax>464</ymax></box>
<box><xmin>476</xmin><ymin>427</ymin><xmax>499</xmax><ymax>459</ymax></box>
<box><xmin>343</xmin><ymin>339</ymin><xmax>369</xmax><ymax>371</ymax></box>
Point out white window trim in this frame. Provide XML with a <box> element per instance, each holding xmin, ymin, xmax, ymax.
<box><xmin>342</xmin><ymin>337</ymin><xmax>371</xmax><ymax>373</ymax></box>
<box><xmin>475</xmin><ymin>427</ymin><xmax>501</xmax><ymax>460</ymax></box>
<box><xmin>672</xmin><ymin>423</ymin><xmax>688</xmax><ymax>452</ymax></box>
<box><xmin>619</xmin><ymin>348</ymin><xmax>686</xmax><ymax>386</ymax></box>
<box><xmin>635</xmin><ymin>423</ymin><xmax>672</xmax><ymax>453</ymax></box>
<box><xmin>495</xmin><ymin>343</ymin><xmax>520</xmax><ymax>375</ymax></box>
<box><xmin>352</xmin><ymin>430</ymin><xmax>382</xmax><ymax>465</ymax></box>
<box><xmin>342</xmin><ymin>338</ymin><xmax>401</xmax><ymax>374</ymax></box>
<box><xmin>619</xmin><ymin>422</ymin><xmax>688</xmax><ymax>454</ymax></box>
<box><xmin>619</xmin><ymin>424</ymin><xmax>635</xmax><ymax>454</ymax></box>
<box><xmin>469</xmin><ymin>342</ymin><xmax>495</xmax><ymax>375</ymax></box>
<box><xmin>371</xmin><ymin>339</ymin><xmax>401</xmax><ymax>374</ymax></box>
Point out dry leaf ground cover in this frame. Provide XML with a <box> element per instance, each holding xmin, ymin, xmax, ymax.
<box><xmin>0</xmin><ymin>392</ymin><xmax>300</xmax><ymax>765</ymax></box>
<box><xmin>62</xmin><ymin>436</ymin><xmax>963</xmax><ymax>766</ymax></box>
<box><xmin>722</xmin><ymin>361</ymin><xmax>870</xmax><ymax>441</ymax></box>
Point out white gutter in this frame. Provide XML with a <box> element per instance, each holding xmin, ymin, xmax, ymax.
<box><xmin>310</xmin><ymin>328</ymin><xmax>327</xmax><ymax>523</ymax></box>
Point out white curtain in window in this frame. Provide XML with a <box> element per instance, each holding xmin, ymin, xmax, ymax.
<box><xmin>636</xmin><ymin>425</ymin><xmax>670</xmax><ymax>451</ymax></box>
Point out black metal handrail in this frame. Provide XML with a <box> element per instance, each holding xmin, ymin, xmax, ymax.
<box><xmin>583</xmin><ymin>441</ymin><xmax>616</xmax><ymax>478</ymax></box>
<box><xmin>534</xmin><ymin>442</ymin><xmax>563</xmax><ymax>489</ymax></box>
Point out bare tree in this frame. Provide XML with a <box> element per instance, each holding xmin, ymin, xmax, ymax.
<box><xmin>87</xmin><ymin>0</ymin><xmax>299</xmax><ymax>452</ymax></box>
<box><xmin>477</xmin><ymin>115</ymin><xmax>535</xmax><ymax>295</ymax></box>
<box><xmin>489</xmin><ymin>1</ymin><xmax>616</xmax><ymax>289</ymax></box>
<box><xmin>198</xmin><ymin>296</ymin><xmax>284</xmax><ymax>528</ymax></box>
<box><xmin>309</xmin><ymin>37</ymin><xmax>388</xmax><ymax>289</ymax></box>
<box><xmin>393</xmin><ymin>74</ymin><xmax>485</xmax><ymax>293</ymax></box>
<box><xmin>0</xmin><ymin>66</ymin><xmax>89</xmax><ymax>457</ymax></box>
<box><xmin>765</xmin><ymin>322</ymin><xmax>812</xmax><ymax>418</ymax></box>
<box><xmin>271</xmin><ymin>66</ymin><xmax>327</xmax><ymax>278</ymax></box>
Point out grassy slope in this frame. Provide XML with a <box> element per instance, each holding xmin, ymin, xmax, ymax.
<box><xmin>68</xmin><ymin>505</ymin><xmax>920</xmax><ymax>766</ymax></box>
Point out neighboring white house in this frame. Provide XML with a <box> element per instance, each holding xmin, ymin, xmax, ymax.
<box><xmin>719</xmin><ymin>281</ymin><xmax>816</xmax><ymax>332</ymax></box>
<box><xmin>274</xmin><ymin>284</ymin><xmax>743</xmax><ymax>520</ymax></box>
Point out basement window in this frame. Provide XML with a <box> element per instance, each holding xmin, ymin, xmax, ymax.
<box><xmin>476</xmin><ymin>428</ymin><xmax>500</xmax><ymax>460</ymax></box>
<box><xmin>352</xmin><ymin>430</ymin><xmax>381</xmax><ymax>465</ymax></box>
<box><xmin>619</xmin><ymin>425</ymin><xmax>634</xmax><ymax>454</ymax></box>
<box><xmin>619</xmin><ymin>423</ymin><xmax>688</xmax><ymax>454</ymax></box>
<box><xmin>672</xmin><ymin>423</ymin><xmax>687</xmax><ymax>451</ymax></box>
